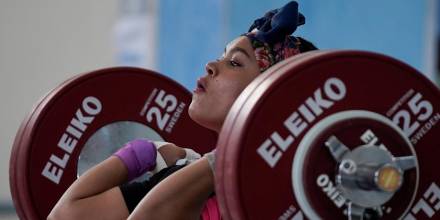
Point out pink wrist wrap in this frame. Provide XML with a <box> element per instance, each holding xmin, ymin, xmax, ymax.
<box><xmin>113</xmin><ymin>138</ymin><xmax>157</xmax><ymax>181</ymax></box>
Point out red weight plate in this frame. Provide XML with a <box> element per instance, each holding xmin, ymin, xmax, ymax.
<box><xmin>10</xmin><ymin>67</ymin><xmax>217</xmax><ymax>219</ymax></box>
<box><xmin>215</xmin><ymin>51</ymin><xmax>320</xmax><ymax>219</ymax></box>
<box><xmin>216</xmin><ymin>50</ymin><xmax>440</xmax><ymax>220</ymax></box>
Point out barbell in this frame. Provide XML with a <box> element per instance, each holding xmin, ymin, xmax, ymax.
<box><xmin>9</xmin><ymin>50</ymin><xmax>440</xmax><ymax>220</ymax></box>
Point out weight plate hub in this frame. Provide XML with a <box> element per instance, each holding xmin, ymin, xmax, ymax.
<box><xmin>10</xmin><ymin>67</ymin><xmax>217</xmax><ymax>219</ymax></box>
<box><xmin>293</xmin><ymin>110</ymin><xmax>418</xmax><ymax>220</ymax></box>
<box><xmin>216</xmin><ymin>51</ymin><xmax>440</xmax><ymax>220</ymax></box>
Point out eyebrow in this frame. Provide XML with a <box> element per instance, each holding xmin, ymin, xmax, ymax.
<box><xmin>224</xmin><ymin>47</ymin><xmax>251</xmax><ymax>59</ymax></box>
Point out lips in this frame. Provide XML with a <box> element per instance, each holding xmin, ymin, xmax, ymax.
<box><xmin>195</xmin><ymin>78</ymin><xmax>207</xmax><ymax>93</ymax></box>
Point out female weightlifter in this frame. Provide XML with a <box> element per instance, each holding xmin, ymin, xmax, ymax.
<box><xmin>48</xmin><ymin>1</ymin><xmax>317</xmax><ymax>219</ymax></box>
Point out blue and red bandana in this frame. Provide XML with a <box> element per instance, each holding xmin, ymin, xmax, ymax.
<box><xmin>244</xmin><ymin>1</ymin><xmax>305</xmax><ymax>72</ymax></box>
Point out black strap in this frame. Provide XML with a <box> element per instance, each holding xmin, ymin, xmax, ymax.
<box><xmin>119</xmin><ymin>164</ymin><xmax>185</xmax><ymax>213</ymax></box>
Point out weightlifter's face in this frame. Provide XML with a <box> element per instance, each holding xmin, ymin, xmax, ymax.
<box><xmin>189</xmin><ymin>36</ymin><xmax>260</xmax><ymax>133</ymax></box>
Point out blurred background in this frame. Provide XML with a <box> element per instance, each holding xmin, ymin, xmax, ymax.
<box><xmin>1</xmin><ymin>0</ymin><xmax>438</xmax><ymax>219</ymax></box>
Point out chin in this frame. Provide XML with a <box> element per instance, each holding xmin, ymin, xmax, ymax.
<box><xmin>188</xmin><ymin>103</ymin><xmax>206</xmax><ymax>126</ymax></box>
<box><xmin>188</xmin><ymin>109</ymin><xmax>218</xmax><ymax>133</ymax></box>
<box><xmin>188</xmin><ymin>103</ymin><xmax>197</xmax><ymax>122</ymax></box>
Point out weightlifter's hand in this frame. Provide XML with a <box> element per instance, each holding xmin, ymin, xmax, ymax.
<box><xmin>156</xmin><ymin>142</ymin><xmax>186</xmax><ymax>166</ymax></box>
<box><xmin>114</xmin><ymin>139</ymin><xmax>203</xmax><ymax>181</ymax></box>
<box><xmin>113</xmin><ymin>139</ymin><xmax>158</xmax><ymax>181</ymax></box>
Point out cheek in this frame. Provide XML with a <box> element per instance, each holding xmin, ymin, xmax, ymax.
<box><xmin>224</xmin><ymin>76</ymin><xmax>256</xmax><ymax>98</ymax></box>
<box><xmin>216</xmin><ymin>81</ymin><xmax>246</xmax><ymax>105</ymax></box>
<box><xmin>189</xmin><ymin>78</ymin><xmax>253</xmax><ymax>121</ymax></box>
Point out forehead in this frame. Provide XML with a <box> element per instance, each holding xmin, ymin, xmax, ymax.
<box><xmin>225</xmin><ymin>36</ymin><xmax>254</xmax><ymax>55</ymax></box>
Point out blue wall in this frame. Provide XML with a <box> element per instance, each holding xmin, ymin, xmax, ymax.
<box><xmin>299</xmin><ymin>0</ymin><xmax>426</xmax><ymax>72</ymax></box>
<box><xmin>158</xmin><ymin>0</ymin><xmax>225</xmax><ymax>89</ymax></box>
<box><xmin>157</xmin><ymin>0</ymin><xmax>431</xmax><ymax>89</ymax></box>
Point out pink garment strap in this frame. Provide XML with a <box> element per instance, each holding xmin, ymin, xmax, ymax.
<box><xmin>201</xmin><ymin>196</ymin><xmax>222</xmax><ymax>220</ymax></box>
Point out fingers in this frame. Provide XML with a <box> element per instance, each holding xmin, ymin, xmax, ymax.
<box><xmin>156</xmin><ymin>142</ymin><xmax>186</xmax><ymax>166</ymax></box>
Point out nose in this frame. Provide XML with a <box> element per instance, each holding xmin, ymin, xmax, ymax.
<box><xmin>205</xmin><ymin>61</ymin><xmax>218</xmax><ymax>77</ymax></box>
